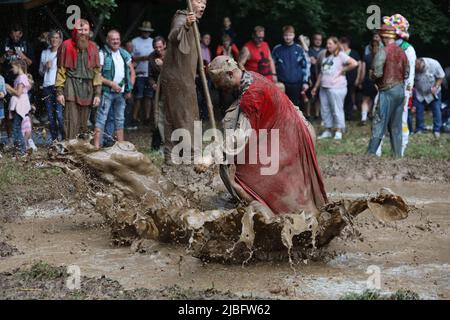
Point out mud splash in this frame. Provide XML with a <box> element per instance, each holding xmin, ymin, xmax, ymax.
<box><xmin>47</xmin><ymin>139</ymin><xmax>409</xmax><ymax>264</ymax></box>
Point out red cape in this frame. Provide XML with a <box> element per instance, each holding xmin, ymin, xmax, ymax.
<box><xmin>57</xmin><ymin>28</ymin><xmax>100</xmax><ymax>70</ymax></box>
<box><xmin>234</xmin><ymin>72</ymin><xmax>327</xmax><ymax>214</ymax></box>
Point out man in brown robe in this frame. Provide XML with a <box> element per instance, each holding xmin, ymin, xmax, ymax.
<box><xmin>56</xmin><ymin>19</ymin><xmax>102</xmax><ymax>139</ymax></box>
<box><xmin>160</xmin><ymin>0</ymin><xmax>207</xmax><ymax>163</ymax></box>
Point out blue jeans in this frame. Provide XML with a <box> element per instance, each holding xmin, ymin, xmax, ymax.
<box><xmin>103</xmin><ymin>107</ymin><xmax>115</xmax><ymax>146</ymax></box>
<box><xmin>12</xmin><ymin>112</ymin><xmax>25</xmax><ymax>154</ymax></box>
<box><xmin>96</xmin><ymin>91</ymin><xmax>126</xmax><ymax>145</ymax></box>
<box><xmin>414</xmin><ymin>92</ymin><xmax>442</xmax><ymax>133</ymax></box>
<box><xmin>0</xmin><ymin>101</ymin><xmax>5</xmax><ymax>120</ymax></box>
<box><xmin>43</xmin><ymin>86</ymin><xmax>64</xmax><ymax>141</ymax></box>
<box><xmin>368</xmin><ymin>84</ymin><xmax>404</xmax><ymax>157</ymax></box>
<box><xmin>407</xmin><ymin>109</ymin><xmax>414</xmax><ymax>134</ymax></box>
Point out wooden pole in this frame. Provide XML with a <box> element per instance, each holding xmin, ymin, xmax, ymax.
<box><xmin>187</xmin><ymin>0</ymin><xmax>217</xmax><ymax>131</ymax></box>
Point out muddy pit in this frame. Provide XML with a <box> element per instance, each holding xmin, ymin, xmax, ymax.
<box><xmin>0</xmin><ymin>140</ymin><xmax>449</xmax><ymax>299</ymax></box>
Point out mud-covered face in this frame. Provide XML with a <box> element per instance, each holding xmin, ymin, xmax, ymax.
<box><xmin>283</xmin><ymin>32</ymin><xmax>295</xmax><ymax>45</ymax></box>
<box><xmin>211</xmin><ymin>72</ymin><xmax>234</xmax><ymax>91</ymax></box>
<box><xmin>192</xmin><ymin>0</ymin><xmax>207</xmax><ymax>19</ymax></box>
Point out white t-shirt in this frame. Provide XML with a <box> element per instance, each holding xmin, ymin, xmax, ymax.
<box><xmin>100</xmin><ymin>50</ymin><xmax>131</xmax><ymax>93</ymax></box>
<box><xmin>132</xmin><ymin>36</ymin><xmax>153</xmax><ymax>77</ymax></box>
<box><xmin>39</xmin><ymin>49</ymin><xmax>58</xmax><ymax>88</ymax></box>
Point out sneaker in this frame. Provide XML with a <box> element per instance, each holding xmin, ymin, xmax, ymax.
<box><xmin>434</xmin><ymin>132</ymin><xmax>441</xmax><ymax>139</ymax></box>
<box><xmin>28</xmin><ymin>139</ymin><xmax>37</xmax><ymax>152</ymax></box>
<box><xmin>334</xmin><ymin>131</ymin><xmax>343</xmax><ymax>140</ymax></box>
<box><xmin>318</xmin><ymin>130</ymin><xmax>332</xmax><ymax>139</ymax></box>
<box><xmin>126</xmin><ymin>119</ymin><xmax>139</xmax><ymax>131</ymax></box>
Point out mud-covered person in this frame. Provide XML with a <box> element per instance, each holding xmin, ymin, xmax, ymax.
<box><xmin>160</xmin><ymin>0</ymin><xmax>207</xmax><ymax>164</ymax></box>
<box><xmin>148</xmin><ymin>36</ymin><xmax>166</xmax><ymax>150</ymax></box>
<box><xmin>195</xmin><ymin>56</ymin><xmax>327</xmax><ymax>216</ymax></box>
<box><xmin>55</xmin><ymin>19</ymin><xmax>102</xmax><ymax>140</ymax></box>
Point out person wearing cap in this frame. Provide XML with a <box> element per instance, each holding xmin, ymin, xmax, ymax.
<box><xmin>160</xmin><ymin>0</ymin><xmax>207</xmax><ymax>163</ymax></box>
<box><xmin>131</xmin><ymin>21</ymin><xmax>155</xmax><ymax>128</ymax></box>
<box><xmin>376</xmin><ymin>14</ymin><xmax>417</xmax><ymax>156</ymax></box>
<box><xmin>367</xmin><ymin>25</ymin><xmax>409</xmax><ymax>158</ymax></box>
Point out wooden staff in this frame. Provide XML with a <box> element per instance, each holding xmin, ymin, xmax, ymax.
<box><xmin>187</xmin><ymin>0</ymin><xmax>216</xmax><ymax>131</ymax></box>
<box><xmin>154</xmin><ymin>76</ymin><xmax>161</xmax><ymax>133</ymax></box>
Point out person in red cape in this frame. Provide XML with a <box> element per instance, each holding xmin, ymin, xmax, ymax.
<box><xmin>196</xmin><ymin>55</ymin><xmax>327</xmax><ymax>215</ymax></box>
<box><xmin>56</xmin><ymin>19</ymin><xmax>102</xmax><ymax>139</ymax></box>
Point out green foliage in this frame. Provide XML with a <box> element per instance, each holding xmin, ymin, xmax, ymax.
<box><xmin>0</xmin><ymin>158</ymin><xmax>62</xmax><ymax>192</ymax></box>
<box><xmin>341</xmin><ymin>289</ymin><xmax>420</xmax><ymax>300</ymax></box>
<box><xmin>18</xmin><ymin>261</ymin><xmax>67</xmax><ymax>282</ymax></box>
<box><xmin>228</xmin><ymin>0</ymin><xmax>450</xmax><ymax>46</ymax></box>
<box><xmin>315</xmin><ymin>121</ymin><xmax>450</xmax><ymax>160</ymax></box>
<box><xmin>85</xmin><ymin>0</ymin><xmax>118</xmax><ymax>20</ymax></box>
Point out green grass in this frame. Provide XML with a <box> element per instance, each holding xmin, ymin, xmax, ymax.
<box><xmin>18</xmin><ymin>261</ymin><xmax>67</xmax><ymax>282</ymax></box>
<box><xmin>314</xmin><ymin>121</ymin><xmax>450</xmax><ymax>160</ymax></box>
<box><xmin>0</xmin><ymin>157</ymin><xmax>62</xmax><ymax>192</ymax></box>
<box><xmin>340</xmin><ymin>289</ymin><xmax>420</xmax><ymax>300</ymax></box>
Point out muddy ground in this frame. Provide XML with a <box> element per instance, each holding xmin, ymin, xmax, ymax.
<box><xmin>0</xmin><ymin>132</ymin><xmax>449</xmax><ymax>300</ymax></box>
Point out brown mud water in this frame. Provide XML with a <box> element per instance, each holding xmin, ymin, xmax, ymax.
<box><xmin>46</xmin><ymin>139</ymin><xmax>409</xmax><ymax>265</ymax></box>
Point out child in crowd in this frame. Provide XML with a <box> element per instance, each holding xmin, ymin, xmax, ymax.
<box><xmin>6</xmin><ymin>59</ymin><xmax>36</xmax><ymax>156</ymax></box>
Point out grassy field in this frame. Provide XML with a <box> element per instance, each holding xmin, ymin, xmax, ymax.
<box><xmin>314</xmin><ymin>121</ymin><xmax>450</xmax><ymax>160</ymax></box>
<box><xmin>0</xmin><ymin>158</ymin><xmax>62</xmax><ymax>193</ymax></box>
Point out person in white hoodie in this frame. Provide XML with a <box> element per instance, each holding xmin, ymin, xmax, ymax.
<box><xmin>377</xmin><ymin>14</ymin><xmax>416</xmax><ymax>157</ymax></box>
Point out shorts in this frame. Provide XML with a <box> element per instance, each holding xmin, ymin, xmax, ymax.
<box><xmin>96</xmin><ymin>91</ymin><xmax>126</xmax><ymax>130</ymax></box>
<box><xmin>133</xmin><ymin>77</ymin><xmax>153</xmax><ymax>99</ymax></box>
